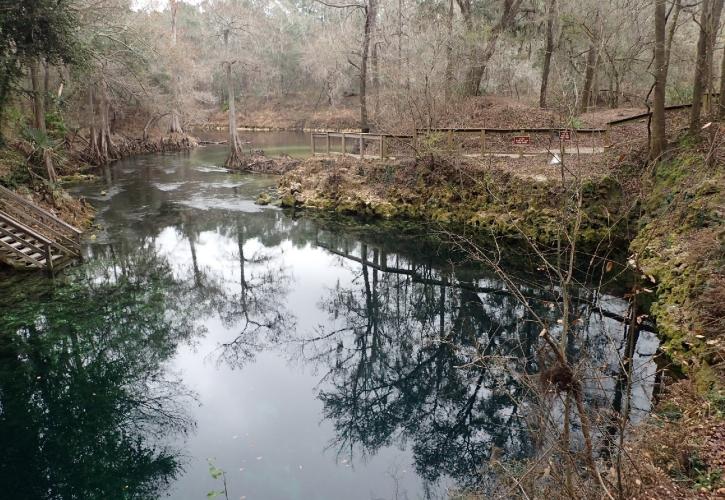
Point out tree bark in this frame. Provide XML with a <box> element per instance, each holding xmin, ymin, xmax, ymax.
<box><xmin>444</xmin><ymin>0</ymin><xmax>455</xmax><ymax>101</ymax></box>
<box><xmin>663</xmin><ymin>0</ymin><xmax>681</xmax><ymax>82</ymax></box>
<box><xmin>224</xmin><ymin>61</ymin><xmax>244</xmax><ymax>169</ymax></box>
<box><xmin>43</xmin><ymin>59</ymin><xmax>51</xmax><ymax>110</ymax></box>
<box><xmin>29</xmin><ymin>59</ymin><xmax>46</xmax><ymax>132</ymax></box>
<box><xmin>360</xmin><ymin>0</ymin><xmax>377</xmax><ymax>132</ymax></box>
<box><xmin>86</xmin><ymin>83</ymin><xmax>101</xmax><ymax>162</ymax></box>
<box><xmin>372</xmin><ymin>41</ymin><xmax>379</xmax><ymax>120</ymax></box>
<box><xmin>705</xmin><ymin>0</ymin><xmax>724</xmax><ymax>114</ymax></box>
<box><xmin>539</xmin><ymin>0</ymin><xmax>556</xmax><ymax>108</ymax></box>
<box><xmin>0</xmin><ymin>56</ymin><xmax>17</xmax><ymax>145</ymax></box>
<box><xmin>461</xmin><ymin>0</ymin><xmax>523</xmax><ymax>96</ymax></box>
<box><xmin>650</xmin><ymin>0</ymin><xmax>667</xmax><ymax>162</ymax></box>
<box><xmin>168</xmin><ymin>0</ymin><xmax>184</xmax><ymax>135</ymax></box>
<box><xmin>720</xmin><ymin>33</ymin><xmax>725</xmax><ymax>118</ymax></box>
<box><xmin>98</xmin><ymin>78</ymin><xmax>116</xmax><ymax>162</ymax></box>
<box><xmin>690</xmin><ymin>0</ymin><xmax>713</xmax><ymax>132</ymax></box>
<box><xmin>579</xmin><ymin>41</ymin><xmax>598</xmax><ymax>113</ymax></box>
<box><xmin>30</xmin><ymin>59</ymin><xmax>58</xmax><ymax>182</ymax></box>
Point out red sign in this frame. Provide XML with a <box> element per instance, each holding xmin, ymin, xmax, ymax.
<box><xmin>559</xmin><ymin>130</ymin><xmax>572</xmax><ymax>141</ymax></box>
<box><xmin>512</xmin><ymin>135</ymin><xmax>531</xmax><ymax>145</ymax></box>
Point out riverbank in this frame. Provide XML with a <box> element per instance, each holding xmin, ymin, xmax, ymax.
<box><xmin>0</xmin><ymin>126</ymin><xmax>201</xmax><ymax>233</ymax></box>
<box><xmin>275</xmin><ymin>133</ymin><xmax>724</xmax><ymax>497</ymax></box>
<box><xmin>277</xmin><ymin>153</ymin><xmax>633</xmax><ymax>248</ymax></box>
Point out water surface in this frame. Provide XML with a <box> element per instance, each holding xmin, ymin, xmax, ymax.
<box><xmin>0</xmin><ymin>145</ymin><xmax>658</xmax><ymax>499</ymax></box>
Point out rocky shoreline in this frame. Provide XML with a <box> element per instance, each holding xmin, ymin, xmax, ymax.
<box><xmin>275</xmin><ymin>155</ymin><xmax>633</xmax><ymax>248</ymax></box>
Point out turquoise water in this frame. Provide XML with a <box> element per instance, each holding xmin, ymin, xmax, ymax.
<box><xmin>0</xmin><ymin>145</ymin><xmax>659</xmax><ymax>499</ymax></box>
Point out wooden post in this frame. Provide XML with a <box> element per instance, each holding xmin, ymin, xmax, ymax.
<box><xmin>359</xmin><ymin>134</ymin><xmax>364</xmax><ymax>159</ymax></box>
<box><xmin>45</xmin><ymin>244</ymin><xmax>53</xmax><ymax>273</ymax></box>
<box><xmin>311</xmin><ymin>133</ymin><xmax>316</xmax><ymax>155</ymax></box>
<box><xmin>326</xmin><ymin>132</ymin><xmax>330</xmax><ymax>154</ymax></box>
<box><xmin>480</xmin><ymin>130</ymin><xmax>486</xmax><ymax>157</ymax></box>
<box><xmin>380</xmin><ymin>135</ymin><xmax>385</xmax><ymax>159</ymax></box>
<box><xmin>341</xmin><ymin>133</ymin><xmax>346</xmax><ymax>155</ymax></box>
<box><xmin>520</xmin><ymin>129</ymin><xmax>525</xmax><ymax>158</ymax></box>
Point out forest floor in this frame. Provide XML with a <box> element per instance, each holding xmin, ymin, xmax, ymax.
<box><xmin>202</xmin><ymin>93</ymin><xmax>680</xmax><ymax>134</ymax></box>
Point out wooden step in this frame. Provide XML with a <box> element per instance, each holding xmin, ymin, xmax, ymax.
<box><xmin>0</xmin><ymin>202</ymin><xmax>81</xmax><ymax>272</ymax></box>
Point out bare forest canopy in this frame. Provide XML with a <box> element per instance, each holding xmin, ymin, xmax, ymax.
<box><xmin>0</xmin><ymin>0</ymin><xmax>724</xmax><ymax>166</ymax></box>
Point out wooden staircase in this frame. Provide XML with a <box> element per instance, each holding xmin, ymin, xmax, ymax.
<box><xmin>0</xmin><ymin>185</ymin><xmax>82</xmax><ymax>272</ymax></box>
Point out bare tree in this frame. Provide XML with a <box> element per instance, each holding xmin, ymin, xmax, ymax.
<box><xmin>459</xmin><ymin>0</ymin><xmax>523</xmax><ymax>96</ymax></box>
<box><xmin>650</xmin><ymin>0</ymin><xmax>667</xmax><ymax>161</ymax></box>
<box><xmin>168</xmin><ymin>0</ymin><xmax>184</xmax><ymax>135</ymax></box>
<box><xmin>579</xmin><ymin>9</ymin><xmax>601</xmax><ymax>114</ymax></box>
<box><xmin>539</xmin><ymin>0</ymin><xmax>557</xmax><ymax>108</ymax></box>
<box><xmin>316</xmin><ymin>0</ymin><xmax>377</xmax><ymax>131</ymax></box>
<box><xmin>207</xmin><ymin>1</ymin><xmax>248</xmax><ymax>168</ymax></box>
<box><xmin>720</xmin><ymin>35</ymin><xmax>725</xmax><ymax>118</ymax></box>
<box><xmin>689</xmin><ymin>0</ymin><xmax>723</xmax><ymax>132</ymax></box>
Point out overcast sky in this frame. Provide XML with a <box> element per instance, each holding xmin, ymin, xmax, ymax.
<box><xmin>131</xmin><ymin>0</ymin><xmax>204</xmax><ymax>12</ymax></box>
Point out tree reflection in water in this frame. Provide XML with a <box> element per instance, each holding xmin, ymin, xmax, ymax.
<box><xmin>0</xmin><ymin>200</ymin><xmax>657</xmax><ymax>497</ymax></box>
<box><xmin>0</xmin><ymin>242</ymin><xmax>197</xmax><ymax>500</ymax></box>
<box><xmin>175</xmin><ymin>210</ymin><xmax>295</xmax><ymax>368</ymax></box>
<box><xmin>296</xmin><ymin>229</ymin><xmax>658</xmax><ymax>490</ymax></box>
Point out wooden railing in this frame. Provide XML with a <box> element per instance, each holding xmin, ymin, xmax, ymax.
<box><xmin>0</xmin><ymin>212</ymin><xmax>59</xmax><ymax>271</ymax></box>
<box><xmin>414</xmin><ymin>127</ymin><xmax>609</xmax><ymax>155</ymax></box>
<box><xmin>310</xmin><ymin>97</ymin><xmax>716</xmax><ymax>159</ymax></box>
<box><xmin>312</xmin><ymin>127</ymin><xmax>609</xmax><ymax>159</ymax></box>
<box><xmin>311</xmin><ymin>132</ymin><xmax>413</xmax><ymax>159</ymax></box>
<box><xmin>0</xmin><ymin>185</ymin><xmax>81</xmax><ymax>256</ymax></box>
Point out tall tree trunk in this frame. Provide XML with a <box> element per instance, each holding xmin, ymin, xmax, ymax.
<box><xmin>0</xmin><ymin>55</ymin><xmax>18</xmax><ymax>144</ymax></box>
<box><xmin>690</xmin><ymin>0</ymin><xmax>713</xmax><ymax>132</ymax></box>
<box><xmin>86</xmin><ymin>83</ymin><xmax>101</xmax><ymax>162</ymax></box>
<box><xmin>372</xmin><ymin>41</ymin><xmax>379</xmax><ymax>121</ymax></box>
<box><xmin>444</xmin><ymin>0</ymin><xmax>455</xmax><ymax>101</ymax></box>
<box><xmin>705</xmin><ymin>0</ymin><xmax>724</xmax><ymax>114</ymax></box>
<box><xmin>43</xmin><ymin>59</ymin><xmax>51</xmax><ymax>110</ymax></box>
<box><xmin>580</xmin><ymin>41</ymin><xmax>598</xmax><ymax>113</ymax></box>
<box><xmin>397</xmin><ymin>0</ymin><xmax>403</xmax><ymax>83</ymax></box>
<box><xmin>650</xmin><ymin>0</ymin><xmax>667</xmax><ymax>162</ymax></box>
<box><xmin>360</xmin><ymin>0</ymin><xmax>377</xmax><ymax>132</ymax></box>
<box><xmin>169</xmin><ymin>0</ymin><xmax>184</xmax><ymax>135</ymax></box>
<box><xmin>225</xmin><ymin>61</ymin><xmax>244</xmax><ymax>169</ymax></box>
<box><xmin>460</xmin><ymin>0</ymin><xmax>523</xmax><ymax>96</ymax></box>
<box><xmin>539</xmin><ymin>0</ymin><xmax>556</xmax><ymax>108</ymax></box>
<box><xmin>720</xmin><ymin>35</ymin><xmax>725</xmax><ymax>118</ymax></box>
<box><xmin>29</xmin><ymin>59</ymin><xmax>45</xmax><ymax>132</ymax></box>
<box><xmin>663</xmin><ymin>0</ymin><xmax>681</xmax><ymax>82</ymax></box>
<box><xmin>30</xmin><ymin>59</ymin><xmax>57</xmax><ymax>183</ymax></box>
<box><xmin>98</xmin><ymin>78</ymin><xmax>116</xmax><ymax>162</ymax></box>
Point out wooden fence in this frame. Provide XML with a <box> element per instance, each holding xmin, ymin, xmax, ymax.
<box><xmin>312</xmin><ymin>127</ymin><xmax>608</xmax><ymax>159</ymax></box>
<box><xmin>310</xmin><ymin>96</ymin><xmax>719</xmax><ymax>159</ymax></box>
<box><xmin>311</xmin><ymin>131</ymin><xmax>414</xmax><ymax>159</ymax></box>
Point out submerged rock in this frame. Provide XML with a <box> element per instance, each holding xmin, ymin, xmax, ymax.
<box><xmin>255</xmin><ymin>192</ymin><xmax>272</xmax><ymax>205</ymax></box>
